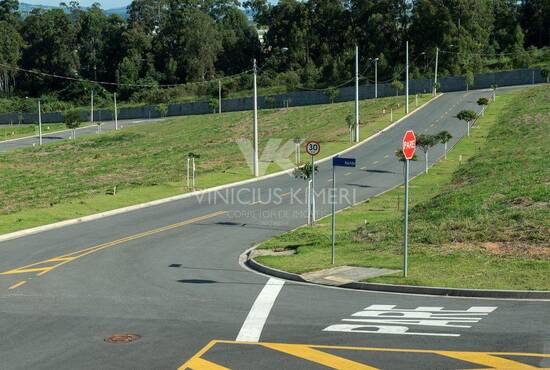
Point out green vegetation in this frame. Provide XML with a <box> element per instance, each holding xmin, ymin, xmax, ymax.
<box><xmin>0</xmin><ymin>94</ymin><xmax>430</xmax><ymax>234</ymax></box>
<box><xmin>257</xmin><ymin>86</ymin><xmax>550</xmax><ymax>290</ymax></box>
<box><xmin>0</xmin><ymin>122</ymin><xmax>74</xmax><ymax>141</ymax></box>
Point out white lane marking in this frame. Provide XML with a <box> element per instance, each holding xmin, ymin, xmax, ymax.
<box><xmin>236</xmin><ymin>278</ymin><xmax>285</xmax><ymax>342</ymax></box>
<box><xmin>323</xmin><ymin>305</ymin><xmax>497</xmax><ymax>337</ymax></box>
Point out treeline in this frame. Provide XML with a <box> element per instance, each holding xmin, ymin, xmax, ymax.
<box><xmin>0</xmin><ymin>0</ymin><xmax>548</xmax><ymax>110</ymax></box>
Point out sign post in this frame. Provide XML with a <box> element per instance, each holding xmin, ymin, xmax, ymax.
<box><xmin>305</xmin><ymin>141</ymin><xmax>320</xmax><ymax>224</ymax></box>
<box><xmin>331</xmin><ymin>156</ymin><xmax>356</xmax><ymax>264</ymax></box>
<box><xmin>402</xmin><ymin>130</ymin><xmax>416</xmax><ymax>277</ymax></box>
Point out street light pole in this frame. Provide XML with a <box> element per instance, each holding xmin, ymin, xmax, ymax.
<box><xmin>90</xmin><ymin>90</ymin><xmax>94</xmax><ymax>125</ymax></box>
<box><xmin>434</xmin><ymin>47</ymin><xmax>439</xmax><ymax>96</ymax></box>
<box><xmin>355</xmin><ymin>44</ymin><xmax>360</xmax><ymax>142</ymax></box>
<box><xmin>114</xmin><ymin>92</ymin><xmax>118</xmax><ymax>130</ymax></box>
<box><xmin>406</xmin><ymin>41</ymin><xmax>409</xmax><ymax>114</ymax></box>
<box><xmin>218</xmin><ymin>80</ymin><xmax>222</xmax><ymax>114</ymax></box>
<box><xmin>38</xmin><ymin>99</ymin><xmax>42</xmax><ymax>145</ymax></box>
<box><xmin>253</xmin><ymin>59</ymin><xmax>259</xmax><ymax>177</ymax></box>
<box><xmin>374</xmin><ymin>58</ymin><xmax>378</xmax><ymax>99</ymax></box>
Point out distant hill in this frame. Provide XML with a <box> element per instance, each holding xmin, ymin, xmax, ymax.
<box><xmin>19</xmin><ymin>2</ymin><xmax>129</xmax><ymax>18</ymax></box>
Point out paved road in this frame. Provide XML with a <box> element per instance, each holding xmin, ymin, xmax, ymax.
<box><xmin>0</xmin><ymin>117</ymin><xmax>164</xmax><ymax>152</ymax></box>
<box><xmin>0</xmin><ymin>88</ymin><xmax>548</xmax><ymax>369</ymax></box>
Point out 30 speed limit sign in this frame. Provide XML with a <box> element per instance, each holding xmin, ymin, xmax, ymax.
<box><xmin>305</xmin><ymin>141</ymin><xmax>321</xmax><ymax>156</ymax></box>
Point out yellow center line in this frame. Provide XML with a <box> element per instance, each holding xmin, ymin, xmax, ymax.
<box><xmin>8</xmin><ymin>280</ymin><xmax>27</xmax><ymax>290</ymax></box>
<box><xmin>1</xmin><ymin>211</ymin><xmax>226</xmax><ymax>281</ymax></box>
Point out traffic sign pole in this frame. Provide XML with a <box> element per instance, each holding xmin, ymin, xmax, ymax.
<box><xmin>404</xmin><ymin>159</ymin><xmax>410</xmax><ymax>277</ymax></box>
<box><xmin>311</xmin><ymin>154</ymin><xmax>315</xmax><ymax>224</ymax></box>
<box><xmin>331</xmin><ymin>156</ymin><xmax>356</xmax><ymax>264</ymax></box>
<box><xmin>401</xmin><ymin>130</ymin><xmax>416</xmax><ymax>277</ymax></box>
<box><xmin>305</xmin><ymin>141</ymin><xmax>321</xmax><ymax>225</ymax></box>
<box><xmin>331</xmin><ymin>162</ymin><xmax>336</xmax><ymax>264</ymax></box>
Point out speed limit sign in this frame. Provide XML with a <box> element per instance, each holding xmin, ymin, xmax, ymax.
<box><xmin>305</xmin><ymin>141</ymin><xmax>321</xmax><ymax>156</ymax></box>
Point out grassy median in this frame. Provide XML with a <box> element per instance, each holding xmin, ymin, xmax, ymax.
<box><xmin>0</xmin><ymin>94</ymin><xmax>430</xmax><ymax>234</ymax></box>
<box><xmin>257</xmin><ymin>86</ymin><xmax>550</xmax><ymax>290</ymax></box>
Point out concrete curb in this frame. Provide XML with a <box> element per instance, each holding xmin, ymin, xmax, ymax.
<box><xmin>243</xmin><ymin>251</ymin><xmax>550</xmax><ymax>300</ymax></box>
<box><xmin>0</xmin><ymin>95</ymin><xmax>439</xmax><ymax>243</ymax></box>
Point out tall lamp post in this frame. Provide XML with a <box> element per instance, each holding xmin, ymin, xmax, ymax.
<box><xmin>370</xmin><ymin>57</ymin><xmax>379</xmax><ymax>99</ymax></box>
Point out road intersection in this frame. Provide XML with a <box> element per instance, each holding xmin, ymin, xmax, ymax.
<box><xmin>0</xmin><ymin>89</ymin><xmax>548</xmax><ymax>369</ymax></box>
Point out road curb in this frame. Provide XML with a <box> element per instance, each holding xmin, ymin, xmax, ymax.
<box><xmin>0</xmin><ymin>95</ymin><xmax>439</xmax><ymax>243</ymax></box>
<box><xmin>242</xmin><ymin>251</ymin><xmax>550</xmax><ymax>299</ymax></box>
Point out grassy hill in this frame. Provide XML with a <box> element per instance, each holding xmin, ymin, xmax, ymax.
<box><xmin>258</xmin><ymin>86</ymin><xmax>550</xmax><ymax>290</ymax></box>
<box><xmin>0</xmin><ymin>94</ymin><xmax>430</xmax><ymax>234</ymax></box>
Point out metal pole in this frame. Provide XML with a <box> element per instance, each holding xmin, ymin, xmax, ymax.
<box><xmin>406</xmin><ymin>41</ymin><xmax>409</xmax><ymax>114</ymax></box>
<box><xmin>38</xmin><ymin>100</ymin><xmax>42</xmax><ymax>145</ymax></box>
<box><xmin>186</xmin><ymin>157</ymin><xmax>190</xmax><ymax>188</ymax></box>
<box><xmin>434</xmin><ymin>47</ymin><xmax>439</xmax><ymax>96</ymax></box>
<box><xmin>403</xmin><ymin>159</ymin><xmax>410</xmax><ymax>277</ymax></box>
<box><xmin>374</xmin><ymin>59</ymin><xmax>378</xmax><ymax>99</ymax></box>
<box><xmin>355</xmin><ymin>45</ymin><xmax>360</xmax><ymax>142</ymax></box>
<box><xmin>114</xmin><ymin>93</ymin><xmax>118</xmax><ymax>130</ymax></box>
<box><xmin>91</xmin><ymin>90</ymin><xmax>94</xmax><ymax>125</ymax></box>
<box><xmin>192</xmin><ymin>157</ymin><xmax>196</xmax><ymax>189</ymax></box>
<box><xmin>311</xmin><ymin>154</ymin><xmax>315</xmax><ymax>223</ymax></box>
<box><xmin>307</xmin><ymin>180</ymin><xmax>311</xmax><ymax>225</ymax></box>
<box><xmin>331</xmin><ymin>162</ymin><xmax>336</xmax><ymax>264</ymax></box>
<box><xmin>218</xmin><ymin>80</ymin><xmax>222</xmax><ymax>114</ymax></box>
<box><xmin>253</xmin><ymin>59</ymin><xmax>259</xmax><ymax>177</ymax></box>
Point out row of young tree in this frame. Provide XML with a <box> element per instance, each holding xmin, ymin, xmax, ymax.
<box><xmin>0</xmin><ymin>0</ymin><xmax>548</xmax><ymax>106</ymax></box>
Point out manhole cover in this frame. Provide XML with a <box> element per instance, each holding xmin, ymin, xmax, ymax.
<box><xmin>105</xmin><ymin>334</ymin><xmax>141</xmax><ymax>344</ymax></box>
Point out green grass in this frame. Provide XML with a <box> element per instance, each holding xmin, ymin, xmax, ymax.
<box><xmin>257</xmin><ymin>86</ymin><xmax>550</xmax><ymax>290</ymax></box>
<box><xmin>0</xmin><ymin>94</ymin><xmax>431</xmax><ymax>234</ymax></box>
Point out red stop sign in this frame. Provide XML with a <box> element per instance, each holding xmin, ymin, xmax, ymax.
<box><xmin>402</xmin><ymin>130</ymin><xmax>416</xmax><ymax>160</ymax></box>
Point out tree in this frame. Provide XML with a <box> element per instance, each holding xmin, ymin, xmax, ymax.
<box><xmin>435</xmin><ymin>131</ymin><xmax>452</xmax><ymax>159</ymax></box>
<box><xmin>477</xmin><ymin>97</ymin><xmax>489</xmax><ymax>116</ymax></box>
<box><xmin>64</xmin><ymin>110</ymin><xmax>82</xmax><ymax>139</ymax></box>
<box><xmin>416</xmin><ymin>134</ymin><xmax>438</xmax><ymax>173</ymax></box>
<box><xmin>208</xmin><ymin>97</ymin><xmax>219</xmax><ymax>113</ymax></box>
<box><xmin>0</xmin><ymin>0</ymin><xmax>19</xmax><ymax>24</ymax></box>
<box><xmin>157</xmin><ymin>7</ymin><xmax>222</xmax><ymax>82</ymax></box>
<box><xmin>345</xmin><ymin>114</ymin><xmax>355</xmax><ymax>143</ymax></box>
<box><xmin>0</xmin><ymin>21</ymin><xmax>23</xmax><ymax>94</ymax></box>
<box><xmin>20</xmin><ymin>9</ymin><xmax>79</xmax><ymax>93</ymax></box>
<box><xmin>325</xmin><ymin>87</ymin><xmax>339</xmax><ymax>104</ymax></box>
<box><xmin>391</xmin><ymin>80</ymin><xmax>403</xmax><ymax>96</ymax></box>
<box><xmin>456</xmin><ymin>109</ymin><xmax>477</xmax><ymax>136</ymax></box>
<box><xmin>465</xmin><ymin>70</ymin><xmax>474</xmax><ymax>91</ymax></box>
<box><xmin>293</xmin><ymin>161</ymin><xmax>318</xmax><ymax>181</ymax></box>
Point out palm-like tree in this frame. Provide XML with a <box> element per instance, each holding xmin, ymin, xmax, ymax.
<box><xmin>416</xmin><ymin>134</ymin><xmax>438</xmax><ymax>173</ymax></box>
<box><xmin>436</xmin><ymin>131</ymin><xmax>453</xmax><ymax>159</ymax></box>
<box><xmin>477</xmin><ymin>97</ymin><xmax>489</xmax><ymax>116</ymax></box>
<box><xmin>456</xmin><ymin>110</ymin><xmax>477</xmax><ymax>137</ymax></box>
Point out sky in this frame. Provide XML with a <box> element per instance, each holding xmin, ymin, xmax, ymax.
<box><xmin>22</xmin><ymin>1</ymin><xmax>131</xmax><ymax>9</ymax></box>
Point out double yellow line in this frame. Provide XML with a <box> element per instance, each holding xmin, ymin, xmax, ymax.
<box><xmin>2</xmin><ymin>210</ymin><xmax>226</xmax><ymax>289</ymax></box>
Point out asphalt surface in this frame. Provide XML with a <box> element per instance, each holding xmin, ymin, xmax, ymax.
<box><xmin>0</xmin><ymin>117</ymin><xmax>164</xmax><ymax>152</ymax></box>
<box><xmin>0</xmin><ymin>88</ymin><xmax>548</xmax><ymax>369</ymax></box>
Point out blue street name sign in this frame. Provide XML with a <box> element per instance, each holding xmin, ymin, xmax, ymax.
<box><xmin>332</xmin><ymin>157</ymin><xmax>356</xmax><ymax>167</ymax></box>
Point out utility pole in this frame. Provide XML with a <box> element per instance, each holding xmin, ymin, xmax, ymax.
<box><xmin>218</xmin><ymin>80</ymin><xmax>222</xmax><ymax>114</ymax></box>
<box><xmin>355</xmin><ymin>45</ymin><xmax>360</xmax><ymax>142</ymax></box>
<box><xmin>374</xmin><ymin>58</ymin><xmax>379</xmax><ymax>99</ymax></box>
<box><xmin>253</xmin><ymin>59</ymin><xmax>259</xmax><ymax>177</ymax></box>
<box><xmin>114</xmin><ymin>93</ymin><xmax>118</xmax><ymax>130</ymax></box>
<box><xmin>90</xmin><ymin>90</ymin><xmax>94</xmax><ymax>125</ymax></box>
<box><xmin>38</xmin><ymin>100</ymin><xmax>42</xmax><ymax>145</ymax></box>
<box><xmin>406</xmin><ymin>41</ymin><xmax>409</xmax><ymax>114</ymax></box>
<box><xmin>434</xmin><ymin>47</ymin><xmax>439</xmax><ymax>96</ymax></box>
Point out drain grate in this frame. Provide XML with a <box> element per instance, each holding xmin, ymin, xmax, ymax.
<box><xmin>105</xmin><ymin>334</ymin><xmax>141</xmax><ymax>344</ymax></box>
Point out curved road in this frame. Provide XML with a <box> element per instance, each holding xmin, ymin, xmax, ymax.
<box><xmin>0</xmin><ymin>89</ymin><xmax>548</xmax><ymax>369</ymax></box>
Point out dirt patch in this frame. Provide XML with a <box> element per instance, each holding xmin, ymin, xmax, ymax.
<box><xmin>480</xmin><ymin>242</ymin><xmax>550</xmax><ymax>257</ymax></box>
